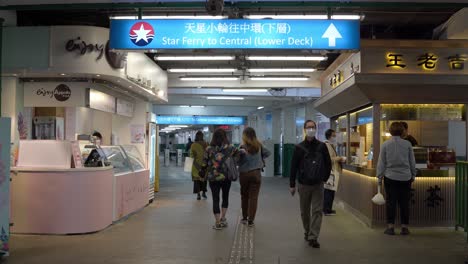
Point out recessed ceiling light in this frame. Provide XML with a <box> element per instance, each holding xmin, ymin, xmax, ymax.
<box><xmin>60</xmin><ymin>73</ymin><xmax>66</xmax><ymax>76</ymax></box>
<box><xmin>96</xmin><ymin>74</ymin><xmax>101</xmax><ymax>77</ymax></box>
<box><xmin>158</xmin><ymin>90</ymin><xmax>165</xmax><ymax>97</ymax></box>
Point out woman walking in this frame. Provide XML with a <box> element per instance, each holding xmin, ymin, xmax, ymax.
<box><xmin>238</xmin><ymin>127</ymin><xmax>271</xmax><ymax>227</ymax></box>
<box><xmin>377</xmin><ymin>122</ymin><xmax>416</xmax><ymax>236</ymax></box>
<box><xmin>203</xmin><ymin>128</ymin><xmax>239</xmax><ymax>230</ymax></box>
<box><xmin>190</xmin><ymin>131</ymin><xmax>208</xmax><ymax>200</ymax></box>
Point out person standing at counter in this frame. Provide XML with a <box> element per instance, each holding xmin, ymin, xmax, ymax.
<box><xmin>323</xmin><ymin>129</ymin><xmax>345</xmax><ymax>216</ymax></box>
<box><xmin>190</xmin><ymin>132</ymin><xmax>208</xmax><ymax>201</ymax></box>
<box><xmin>92</xmin><ymin>131</ymin><xmax>103</xmax><ymax>146</ymax></box>
<box><xmin>289</xmin><ymin>120</ymin><xmax>332</xmax><ymax>248</ymax></box>
<box><xmin>401</xmin><ymin>122</ymin><xmax>418</xmax><ymax>147</ymax></box>
<box><xmin>377</xmin><ymin>122</ymin><xmax>416</xmax><ymax>236</ymax></box>
<box><xmin>203</xmin><ymin>128</ymin><xmax>239</xmax><ymax>230</ymax></box>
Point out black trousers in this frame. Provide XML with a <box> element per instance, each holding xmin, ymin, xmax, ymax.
<box><xmin>323</xmin><ymin>189</ymin><xmax>336</xmax><ymax>213</ymax></box>
<box><xmin>209</xmin><ymin>180</ymin><xmax>232</xmax><ymax>214</ymax></box>
<box><xmin>193</xmin><ymin>180</ymin><xmax>207</xmax><ymax>194</ymax></box>
<box><xmin>384</xmin><ymin>177</ymin><xmax>411</xmax><ymax>225</ymax></box>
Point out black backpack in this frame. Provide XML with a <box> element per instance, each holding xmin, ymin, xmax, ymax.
<box><xmin>297</xmin><ymin>144</ymin><xmax>325</xmax><ymax>185</ymax></box>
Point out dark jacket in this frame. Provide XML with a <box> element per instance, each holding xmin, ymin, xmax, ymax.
<box><xmin>289</xmin><ymin>138</ymin><xmax>332</xmax><ymax>188</ymax></box>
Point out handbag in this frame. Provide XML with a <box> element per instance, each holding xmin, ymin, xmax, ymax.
<box><xmin>184</xmin><ymin>157</ymin><xmax>194</xmax><ymax>172</ymax></box>
<box><xmin>372</xmin><ymin>184</ymin><xmax>386</xmax><ymax>206</ymax></box>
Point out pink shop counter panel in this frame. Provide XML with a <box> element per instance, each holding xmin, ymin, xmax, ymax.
<box><xmin>113</xmin><ymin>170</ymin><xmax>149</xmax><ymax>221</ymax></box>
<box><xmin>10</xmin><ymin>167</ymin><xmax>114</xmax><ymax>235</ymax></box>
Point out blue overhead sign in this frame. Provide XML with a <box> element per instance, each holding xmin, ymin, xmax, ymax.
<box><xmin>110</xmin><ymin>19</ymin><xmax>360</xmax><ymax>50</ymax></box>
<box><xmin>156</xmin><ymin>116</ymin><xmax>245</xmax><ymax>125</ymax></box>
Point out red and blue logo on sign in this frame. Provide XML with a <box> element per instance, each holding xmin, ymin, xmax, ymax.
<box><xmin>129</xmin><ymin>22</ymin><xmax>154</xmax><ymax>47</ymax></box>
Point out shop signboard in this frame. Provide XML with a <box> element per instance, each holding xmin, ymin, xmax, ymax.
<box><xmin>87</xmin><ymin>89</ymin><xmax>116</xmax><ymax>114</ymax></box>
<box><xmin>24</xmin><ymin>82</ymin><xmax>87</xmax><ymax>107</ymax></box>
<box><xmin>0</xmin><ymin>118</ymin><xmax>11</xmax><ymax>256</ymax></box>
<box><xmin>116</xmin><ymin>98</ymin><xmax>134</xmax><ymax>117</ymax></box>
<box><xmin>156</xmin><ymin>115</ymin><xmax>245</xmax><ymax>125</ymax></box>
<box><xmin>110</xmin><ymin>19</ymin><xmax>360</xmax><ymax>50</ymax></box>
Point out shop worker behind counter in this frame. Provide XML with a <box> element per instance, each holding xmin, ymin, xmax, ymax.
<box><xmin>289</xmin><ymin>120</ymin><xmax>332</xmax><ymax>249</ymax></box>
<box><xmin>401</xmin><ymin>122</ymin><xmax>418</xmax><ymax>147</ymax></box>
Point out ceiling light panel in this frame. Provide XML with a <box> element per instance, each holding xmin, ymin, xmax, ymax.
<box><xmin>207</xmin><ymin>96</ymin><xmax>245</xmax><ymax>100</ymax></box>
<box><xmin>248</xmin><ymin>68</ymin><xmax>316</xmax><ymax>73</ymax></box>
<box><xmin>222</xmin><ymin>89</ymin><xmax>268</xmax><ymax>93</ymax></box>
<box><xmin>180</xmin><ymin>77</ymin><xmax>239</xmax><ymax>81</ymax></box>
<box><xmin>246</xmin><ymin>56</ymin><xmax>327</xmax><ymax>61</ymax></box>
<box><xmin>155</xmin><ymin>56</ymin><xmax>235</xmax><ymax>61</ymax></box>
<box><xmin>250</xmin><ymin>77</ymin><xmax>309</xmax><ymax>81</ymax></box>
<box><xmin>168</xmin><ymin>68</ymin><xmax>237</xmax><ymax>73</ymax></box>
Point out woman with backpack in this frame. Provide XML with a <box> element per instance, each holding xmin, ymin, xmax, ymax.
<box><xmin>238</xmin><ymin>127</ymin><xmax>271</xmax><ymax>227</ymax></box>
<box><xmin>190</xmin><ymin>131</ymin><xmax>208</xmax><ymax>200</ymax></box>
<box><xmin>203</xmin><ymin>128</ymin><xmax>239</xmax><ymax>230</ymax></box>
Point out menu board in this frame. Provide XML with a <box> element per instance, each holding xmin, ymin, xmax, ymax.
<box><xmin>0</xmin><ymin>118</ymin><xmax>11</xmax><ymax>256</ymax></box>
<box><xmin>87</xmin><ymin>89</ymin><xmax>116</xmax><ymax>114</ymax></box>
<box><xmin>116</xmin><ymin>98</ymin><xmax>134</xmax><ymax>117</ymax></box>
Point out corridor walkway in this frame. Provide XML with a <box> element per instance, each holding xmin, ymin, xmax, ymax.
<box><xmin>4</xmin><ymin>165</ymin><xmax>467</xmax><ymax>264</ymax></box>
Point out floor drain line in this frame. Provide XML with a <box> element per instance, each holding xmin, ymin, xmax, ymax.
<box><xmin>228</xmin><ymin>214</ymin><xmax>255</xmax><ymax>264</ymax></box>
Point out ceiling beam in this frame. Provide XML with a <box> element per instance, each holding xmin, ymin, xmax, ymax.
<box><xmin>1</xmin><ymin>1</ymin><xmax>467</xmax><ymax>11</ymax></box>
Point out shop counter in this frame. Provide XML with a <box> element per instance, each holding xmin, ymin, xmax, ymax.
<box><xmin>113</xmin><ymin>170</ymin><xmax>150</xmax><ymax>221</ymax></box>
<box><xmin>338</xmin><ymin>165</ymin><xmax>455</xmax><ymax>227</ymax></box>
<box><xmin>10</xmin><ymin>166</ymin><xmax>114</xmax><ymax>235</ymax></box>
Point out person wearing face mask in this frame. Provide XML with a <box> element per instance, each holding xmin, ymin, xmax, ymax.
<box><xmin>289</xmin><ymin>120</ymin><xmax>332</xmax><ymax>249</ymax></box>
<box><xmin>323</xmin><ymin>129</ymin><xmax>346</xmax><ymax>216</ymax></box>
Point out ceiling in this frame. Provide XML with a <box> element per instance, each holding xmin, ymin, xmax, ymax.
<box><xmin>3</xmin><ymin>1</ymin><xmax>463</xmax><ymax>110</ymax></box>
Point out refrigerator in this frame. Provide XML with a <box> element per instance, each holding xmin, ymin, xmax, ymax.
<box><xmin>146</xmin><ymin>122</ymin><xmax>158</xmax><ymax>202</ymax></box>
<box><xmin>0</xmin><ymin>118</ymin><xmax>11</xmax><ymax>257</ymax></box>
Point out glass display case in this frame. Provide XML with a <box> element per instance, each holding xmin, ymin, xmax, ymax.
<box><xmin>100</xmin><ymin>146</ymin><xmax>133</xmax><ymax>175</ymax></box>
<box><xmin>121</xmin><ymin>145</ymin><xmax>145</xmax><ymax>172</ymax></box>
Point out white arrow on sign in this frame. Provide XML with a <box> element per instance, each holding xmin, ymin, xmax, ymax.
<box><xmin>321</xmin><ymin>23</ymin><xmax>343</xmax><ymax>47</ymax></box>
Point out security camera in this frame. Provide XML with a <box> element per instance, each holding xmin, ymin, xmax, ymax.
<box><xmin>205</xmin><ymin>0</ymin><xmax>224</xmax><ymax>16</ymax></box>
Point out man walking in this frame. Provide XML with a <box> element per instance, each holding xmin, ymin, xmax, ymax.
<box><xmin>289</xmin><ymin>120</ymin><xmax>332</xmax><ymax>248</ymax></box>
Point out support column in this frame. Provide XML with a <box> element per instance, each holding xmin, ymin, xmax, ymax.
<box><xmin>282</xmin><ymin>107</ymin><xmax>296</xmax><ymax>177</ymax></box>
<box><xmin>272</xmin><ymin>110</ymin><xmax>282</xmax><ymax>176</ymax></box>
<box><xmin>465</xmin><ymin>104</ymin><xmax>468</xmax><ymax>161</ymax></box>
<box><xmin>0</xmin><ymin>18</ymin><xmax>4</xmax><ymax>117</ymax></box>
<box><xmin>372</xmin><ymin>104</ymin><xmax>381</xmax><ymax>166</ymax></box>
<box><xmin>346</xmin><ymin>112</ymin><xmax>351</xmax><ymax>163</ymax></box>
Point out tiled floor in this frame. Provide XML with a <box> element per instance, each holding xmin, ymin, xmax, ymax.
<box><xmin>3</xmin><ymin>164</ymin><xmax>468</xmax><ymax>264</ymax></box>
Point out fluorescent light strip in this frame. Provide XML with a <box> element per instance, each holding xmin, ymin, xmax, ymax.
<box><xmin>244</xmin><ymin>14</ymin><xmax>361</xmax><ymax>20</ymax></box>
<box><xmin>257</xmin><ymin>106</ymin><xmax>265</xmax><ymax>110</ymax></box>
<box><xmin>180</xmin><ymin>77</ymin><xmax>239</xmax><ymax>81</ymax></box>
<box><xmin>248</xmin><ymin>68</ymin><xmax>316</xmax><ymax>73</ymax></box>
<box><xmin>223</xmin><ymin>89</ymin><xmax>268</xmax><ymax>93</ymax></box>
<box><xmin>331</xmin><ymin>14</ymin><xmax>362</xmax><ymax>20</ymax></box>
<box><xmin>168</xmin><ymin>68</ymin><xmax>237</xmax><ymax>73</ymax></box>
<box><xmin>179</xmin><ymin>105</ymin><xmax>205</xmax><ymax>108</ymax></box>
<box><xmin>250</xmin><ymin>77</ymin><xmax>309</xmax><ymax>81</ymax></box>
<box><xmin>179</xmin><ymin>105</ymin><xmax>190</xmax><ymax>108</ymax></box>
<box><xmin>207</xmin><ymin>96</ymin><xmax>244</xmax><ymax>100</ymax></box>
<box><xmin>155</xmin><ymin>56</ymin><xmax>235</xmax><ymax>61</ymax></box>
<box><xmin>169</xmin><ymin>125</ymin><xmax>189</xmax><ymax>128</ymax></box>
<box><xmin>246</xmin><ymin>56</ymin><xmax>327</xmax><ymax>61</ymax></box>
<box><xmin>245</xmin><ymin>14</ymin><xmax>328</xmax><ymax>20</ymax></box>
<box><xmin>111</xmin><ymin>15</ymin><xmax>227</xmax><ymax>20</ymax></box>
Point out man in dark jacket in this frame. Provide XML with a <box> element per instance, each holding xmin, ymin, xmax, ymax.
<box><xmin>289</xmin><ymin>120</ymin><xmax>332</xmax><ymax>249</ymax></box>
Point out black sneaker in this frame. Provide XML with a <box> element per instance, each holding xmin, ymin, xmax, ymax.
<box><xmin>309</xmin><ymin>239</ymin><xmax>320</xmax><ymax>248</ymax></box>
<box><xmin>304</xmin><ymin>233</ymin><xmax>309</xmax><ymax>241</ymax></box>
<box><xmin>197</xmin><ymin>194</ymin><xmax>201</xmax><ymax>200</ymax></box>
<box><xmin>324</xmin><ymin>210</ymin><xmax>337</xmax><ymax>216</ymax></box>
<box><xmin>248</xmin><ymin>221</ymin><xmax>255</xmax><ymax>227</ymax></box>
<box><xmin>401</xmin><ymin>227</ymin><xmax>410</xmax><ymax>236</ymax></box>
<box><xmin>202</xmin><ymin>192</ymin><xmax>208</xmax><ymax>199</ymax></box>
<box><xmin>384</xmin><ymin>228</ymin><xmax>396</xmax><ymax>236</ymax></box>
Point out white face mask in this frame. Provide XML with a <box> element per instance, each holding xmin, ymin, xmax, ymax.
<box><xmin>306</xmin><ymin>128</ymin><xmax>316</xmax><ymax>138</ymax></box>
<box><xmin>330</xmin><ymin>137</ymin><xmax>337</xmax><ymax>144</ymax></box>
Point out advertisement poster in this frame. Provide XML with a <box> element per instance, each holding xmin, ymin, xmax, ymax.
<box><xmin>130</xmin><ymin>124</ymin><xmax>145</xmax><ymax>144</ymax></box>
<box><xmin>0</xmin><ymin>118</ymin><xmax>11</xmax><ymax>256</ymax></box>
